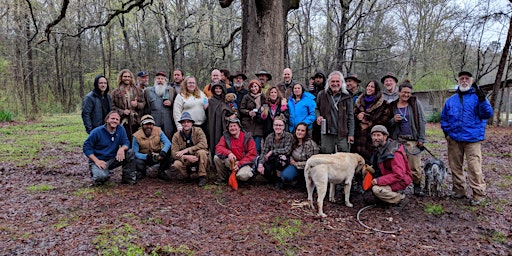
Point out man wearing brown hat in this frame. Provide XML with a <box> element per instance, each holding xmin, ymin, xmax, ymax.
<box><xmin>255</xmin><ymin>69</ymin><xmax>272</xmax><ymax>93</ymax></box>
<box><xmin>227</xmin><ymin>71</ymin><xmax>248</xmax><ymax>107</ymax></box>
<box><xmin>171</xmin><ymin>112</ymin><xmax>209</xmax><ymax>186</ymax></box>
<box><xmin>144</xmin><ymin>71</ymin><xmax>176</xmax><ymax>140</ymax></box>
<box><xmin>369</xmin><ymin>125</ymin><xmax>412</xmax><ymax>208</ymax></box>
<box><xmin>346</xmin><ymin>73</ymin><xmax>364</xmax><ymax>103</ymax></box>
<box><xmin>132</xmin><ymin>114</ymin><xmax>172</xmax><ymax>180</ymax></box>
<box><xmin>214</xmin><ymin>118</ymin><xmax>258</xmax><ymax>184</ymax></box>
<box><xmin>381</xmin><ymin>72</ymin><xmax>399</xmax><ymax>103</ymax></box>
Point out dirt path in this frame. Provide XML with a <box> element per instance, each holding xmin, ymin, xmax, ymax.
<box><xmin>1</xmin><ymin>124</ymin><xmax>511</xmax><ymax>255</ymax></box>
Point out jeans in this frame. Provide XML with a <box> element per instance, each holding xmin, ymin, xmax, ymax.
<box><xmin>253</xmin><ymin>136</ymin><xmax>262</xmax><ymax>154</ymax></box>
<box><xmin>281</xmin><ymin>165</ymin><xmax>300</xmax><ymax>182</ymax></box>
<box><xmin>89</xmin><ymin>149</ymin><xmax>135</xmax><ymax>183</ymax></box>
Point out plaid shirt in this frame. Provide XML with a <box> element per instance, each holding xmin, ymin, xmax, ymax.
<box><xmin>259</xmin><ymin>132</ymin><xmax>293</xmax><ymax>165</ymax></box>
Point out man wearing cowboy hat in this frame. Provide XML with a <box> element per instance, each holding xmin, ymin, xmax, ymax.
<box><xmin>171</xmin><ymin>112</ymin><xmax>209</xmax><ymax>186</ymax></box>
<box><xmin>132</xmin><ymin>114</ymin><xmax>172</xmax><ymax>181</ymax></box>
<box><xmin>381</xmin><ymin>72</ymin><xmax>399</xmax><ymax>103</ymax></box>
<box><xmin>345</xmin><ymin>73</ymin><xmax>364</xmax><ymax>103</ymax></box>
<box><xmin>214</xmin><ymin>118</ymin><xmax>258</xmax><ymax>184</ymax></box>
<box><xmin>255</xmin><ymin>69</ymin><xmax>272</xmax><ymax>93</ymax></box>
<box><xmin>227</xmin><ymin>71</ymin><xmax>248</xmax><ymax>107</ymax></box>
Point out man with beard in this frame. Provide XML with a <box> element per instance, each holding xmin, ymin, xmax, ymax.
<box><xmin>83</xmin><ymin>111</ymin><xmax>136</xmax><ymax>186</ymax></box>
<box><xmin>111</xmin><ymin>69</ymin><xmax>146</xmax><ymax>142</ymax></box>
<box><xmin>170</xmin><ymin>69</ymin><xmax>184</xmax><ymax>94</ymax></box>
<box><xmin>277</xmin><ymin>68</ymin><xmax>294</xmax><ymax>99</ymax></box>
<box><xmin>369</xmin><ymin>125</ymin><xmax>412</xmax><ymax>208</ymax></box>
<box><xmin>227</xmin><ymin>71</ymin><xmax>248</xmax><ymax>107</ymax></box>
<box><xmin>315</xmin><ymin>71</ymin><xmax>354</xmax><ymax>153</ymax></box>
<box><xmin>171</xmin><ymin>112</ymin><xmax>209</xmax><ymax>186</ymax></box>
<box><xmin>144</xmin><ymin>71</ymin><xmax>176</xmax><ymax>140</ymax></box>
<box><xmin>214</xmin><ymin>118</ymin><xmax>257</xmax><ymax>184</ymax></box>
<box><xmin>441</xmin><ymin>71</ymin><xmax>493</xmax><ymax>206</ymax></box>
<box><xmin>136</xmin><ymin>71</ymin><xmax>150</xmax><ymax>90</ymax></box>
<box><xmin>132</xmin><ymin>115</ymin><xmax>171</xmax><ymax>181</ymax></box>
<box><xmin>345</xmin><ymin>73</ymin><xmax>364</xmax><ymax>103</ymax></box>
<box><xmin>309</xmin><ymin>71</ymin><xmax>326</xmax><ymax>97</ymax></box>
<box><xmin>255</xmin><ymin>69</ymin><xmax>272</xmax><ymax>93</ymax></box>
<box><xmin>381</xmin><ymin>72</ymin><xmax>399</xmax><ymax>103</ymax></box>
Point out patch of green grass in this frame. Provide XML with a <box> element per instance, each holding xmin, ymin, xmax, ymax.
<box><xmin>266</xmin><ymin>217</ymin><xmax>303</xmax><ymax>246</ymax></box>
<box><xmin>424</xmin><ymin>203</ymin><xmax>444</xmax><ymax>215</ymax></box>
<box><xmin>154</xmin><ymin>190</ymin><xmax>162</xmax><ymax>196</ymax></box>
<box><xmin>0</xmin><ymin>110</ymin><xmax>14</xmax><ymax>122</ymax></box>
<box><xmin>0</xmin><ymin>114</ymin><xmax>86</xmax><ymax>167</ymax></box>
<box><xmin>53</xmin><ymin>219</ymin><xmax>69</xmax><ymax>230</ymax></box>
<box><xmin>142</xmin><ymin>217</ymin><xmax>163</xmax><ymax>225</ymax></box>
<box><xmin>26</xmin><ymin>184</ymin><xmax>54</xmax><ymax>192</ymax></box>
<box><xmin>426</xmin><ymin>128</ymin><xmax>444</xmax><ymax>138</ymax></box>
<box><xmin>490</xmin><ymin>231</ymin><xmax>507</xmax><ymax>243</ymax></box>
<box><xmin>73</xmin><ymin>187</ymin><xmax>96</xmax><ymax>200</ymax></box>
<box><xmin>93</xmin><ymin>224</ymin><xmax>194</xmax><ymax>255</ymax></box>
<box><xmin>122</xmin><ymin>213</ymin><xmax>136</xmax><ymax>219</ymax></box>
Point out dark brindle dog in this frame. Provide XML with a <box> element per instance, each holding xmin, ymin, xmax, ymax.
<box><xmin>423</xmin><ymin>158</ymin><xmax>447</xmax><ymax>196</ymax></box>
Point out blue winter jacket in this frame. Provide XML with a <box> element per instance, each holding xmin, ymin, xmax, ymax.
<box><xmin>440</xmin><ymin>87</ymin><xmax>493</xmax><ymax>142</ymax></box>
<box><xmin>287</xmin><ymin>91</ymin><xmax>317</xmax><ymax>132</ymax></box>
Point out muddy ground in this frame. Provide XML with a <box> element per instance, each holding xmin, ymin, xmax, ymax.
<box><xmin>1</xmin><ymin>123</ymin><xmax>511</xmax><ymax>255</ymax></box>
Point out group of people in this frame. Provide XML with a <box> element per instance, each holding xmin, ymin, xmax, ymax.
<box><xmin>82</xmin><ymin>67</ymin><xmax>493</xmax><ymax>207</ymax></box>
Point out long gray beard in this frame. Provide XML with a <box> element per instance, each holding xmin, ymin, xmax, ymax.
<box><xmin>458</xmin><ymin>84</ymin><xmax>470</xmax><ymax>92</ymax></box>
<box><xmin>155</xmin><ymin>84</ymin><xmax>166</xmax><ymax>97</ymax></box>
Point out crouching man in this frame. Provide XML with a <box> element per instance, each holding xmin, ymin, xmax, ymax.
<box><xmin>132</xmin><ymin>115</ymin><xmax>172</xmax><ymax>181</ymax></box>
<box><xmin>369</xmin><ymin>125</ymin><xmax>412</xmax><ymax>207</ymax></box>
<box><xmin>214</xmin><ymin>118</ymin><xmax>258</xmax><ymax>184</ymax></box>
<box><xmin>171</xmin><ymin>112</ymin><xmax>209</xmax><ymax>186</ymax></box>
<box><xmin>83</xmin><ymin>111</ymin><xmax>136</xmax><ymax>185</ymax></box>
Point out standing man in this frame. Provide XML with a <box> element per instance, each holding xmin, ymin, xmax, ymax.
<box><xmin>214</xmin><ymin>118</ymin><xmax>258</xmax><ymax>184</ymax></box>
<box><xmin>309</xmin><ymin>71</ymin><xmax>326</xmax><ymax>97</ymax></box>
<box><xmin>277</xmin><ymin>68</ymin><xmax>294</xmax><ymax>99</ymax></box>
<box><xmin>136</xmin><ymin>71</ymin><xmax>150</xmax><ymax>91</ymax></box>
<box><xmin>381</xmin><ymin>72</ymin><xmax>399</xmax><ymax>103</ymax></box>
<box><xmin>171</xmin><ymin>112</ymin><xmax>209</xmax><ymax>186</ymax></box>
<box><xmin>83</xmin><ymin>111</ymin><xmax>136</xmax><ymax>186</ymax></box>
<box><xmin>203</xmin><ymin>69</ymin><xmax>223</xmax><ymax>98</ymax></box>
<box><xmin>227</xmin><ymin>71</ymin><xmax>248</xmax><ymax>107</ymax></box>
<box><xmin>111</xmin><ymin>69</ymin><xmax>146</xmax><ymax>142</ymax></box>
<box><xmin>170</xmin><ymin>69</ymin><xmax>184</xmax><ymax>94</ymax></box>
<box><xmin>82</xmin><ymin>74</ymin><xmax>112</xmax><ymax>134</ymax></box>
<box><xmin>220</xmin><ymin>69</ymin><xmax>233</xmax><ymax>88</ymax></box>
<box><xmin>144</xmin><ymin>71</ymin><xmax>176</xmax><ymax>139</ymax></box>
<box><xmin>132</xmin><ymin>115</ymin><xmax>171</xmax><ymax>181</ymax></box>
<box><xmin>315</xmin><ymin>71</ymin><xmax>355</xmax><ymax>153</ymax></box>
<box><xmin>255</xmin><ymin>69</ymin><xmax>272</xmax><ymax>93</ymax></box>
<box><xmin>345</xmin><ymin>73</ymin><xmax>364</xmax><ymax>103</ymax></box>
<box><xmin>369</xmin><ymin>125</ymin><xmax>412</xmax><ymax>207</ymax></box>
<box><xmin>388</xmin><ymin>80</ymin><xmax>426</xmax><ymax>197</ymax></box>
<box><xmin>441</xmin><ymin>71</ymin><xmax>493</xmax><ymax>206</ymax></box>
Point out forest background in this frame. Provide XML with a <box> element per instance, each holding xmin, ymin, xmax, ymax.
<box><xmin>0</xmin><ymin>0</ymin><xmax>511</xmax><ymax>123</ymax></box>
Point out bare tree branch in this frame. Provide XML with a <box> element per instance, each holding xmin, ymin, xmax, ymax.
<box><xmin>24</xmin><ymin>0</ymin><xmax>39</xmax><ymax>43</ymax></box>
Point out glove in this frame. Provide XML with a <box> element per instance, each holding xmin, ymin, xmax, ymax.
<box><xmin>159</xmin><ymin>150</ymin><xmax>167</xmax><ymax>159</ymax></box>
<box><xmin>146</xmin><ymin>151</ymin><xmax>156</xmax><ymax>165</ymax></box>
<box><xmin>472</xmin><ymin>82</ymin><xmax>486</xmax><ymax>102</ymax></box>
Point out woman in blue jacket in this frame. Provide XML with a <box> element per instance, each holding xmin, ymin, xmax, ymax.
<box><xmin>82</xmin><ymin>74</ymin><xmax>112</xmax><ymax>134</ymax></box>
<box><xmin>287</xmin><ymin>83</ymin><xmax>317</xmax><ymax>132</ymax></box>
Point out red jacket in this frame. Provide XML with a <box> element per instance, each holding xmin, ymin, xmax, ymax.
<box><xmin>215</xmin><ymin>131</ymin><xmax>257</xmax><ymax>168</ymax></box>
<box><xmin>375</xmin><ymin>141</ymin><xmax>412</xmax><ymax>191</ymax></box>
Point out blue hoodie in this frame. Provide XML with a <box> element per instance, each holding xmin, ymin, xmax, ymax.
<box><xmin>287</xmin><ymin>91</ymin><xmax>317</xmax><ymax>132</ymax></box>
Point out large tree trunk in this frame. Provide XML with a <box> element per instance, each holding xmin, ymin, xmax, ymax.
<box><xmin>490</xmin><ymin>14</ymin><xmax>512</xmax><ymax>126</ymax></box>
<box><xmin>220</xmin><ymin>0</ymin><xmax>299</xmax><ymax>80</ymax></box>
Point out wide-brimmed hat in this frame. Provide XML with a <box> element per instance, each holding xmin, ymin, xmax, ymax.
<box><xmin>346</xmin><ymin>73</ymin><xmax>362</xmax><ymax>83</ymax></box>
<box><xmin>178</xmin><ymin>112</ymin><xmax>195</xmax><ymax>123</ymax></box>
<box><xmin>140</xmin><ymin>115</ymin><xmax>155</xmax><ymax>125</ymax></box>
<box><xmin>230</xmin><ymin>71</ymin><xmax>247</xmax><ymax>80</ymax></box>
<box><xmin>371</xmin><ymin>125</ymin><xmax>389</xmax><ymax>136</ymax></box>
<box><xmin>155</xmin><ymin>71</ymin><xmax>166</xmax><ymax>77</ymax></box>
<box><xmin>381</xmin><ymin>72</ymin><xmax>398</xmax><ymax>83</ymax></box>
<box><xmin>255</xmin><ymin>69</ymin><xmax>272</xmax><ymax>81</ymax></box>
<box><xmin>137</xmin><ymin>71</ymin><xmax>149</xmax><ymax>77</ymax></box>
<box><xmin>458</xmin><ymin>71</ymin><xmax>473</xmax><ymax>78</ymax></box>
